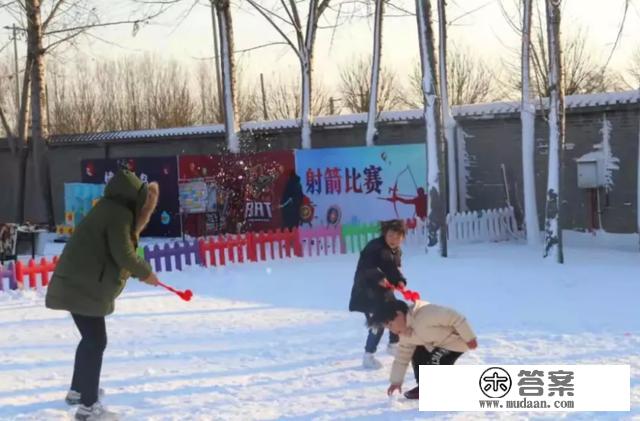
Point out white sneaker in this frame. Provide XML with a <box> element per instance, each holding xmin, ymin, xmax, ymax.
<box><xmin>74</xmin><ymin>401</ymin><xmax>118</xmax><ymax>421</ymax></box>
<box><xmin>387</xmin><ymin>343</ymin><xmax>398</xmax><ymax>356</ymax></box>
<box><xmin>362</xmin><ymin>352</ymin><xmax>383</xmax><ymax>370</ymax></box>
<box><xmin>66</xmin><ymin>388</ymin><xmax>105</xmax><ymax>406</ymax></box>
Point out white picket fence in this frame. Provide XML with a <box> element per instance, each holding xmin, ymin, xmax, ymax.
<box><xmin>446</xmin><ymin>207</ymin><xmax>520</xmax><ymax>243</ymax></box>
<box><xmin>406</xmin><ymin>206</ymin><xmax>520</xmax><ymax>245</ymax></box>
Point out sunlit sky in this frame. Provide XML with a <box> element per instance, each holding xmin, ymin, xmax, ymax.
<box><xmin>1</xmin><ymin>0</ymin><xmax>639</xmax><ymax>92</ymax></box>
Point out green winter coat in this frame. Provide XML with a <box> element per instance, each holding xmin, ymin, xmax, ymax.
<box><xmin>46</xmin><ymin>170</ymin><xmax>153</xmax><ymax>317</ymax></box>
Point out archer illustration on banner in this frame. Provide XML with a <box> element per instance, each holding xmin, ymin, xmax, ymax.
<box><xmin>379</xmin><ymin>165</ymin><xmax>428</xmax><ymax>220</ymax></box>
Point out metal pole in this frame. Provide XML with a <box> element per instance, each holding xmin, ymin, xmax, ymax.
<box><xmin>210</xmin><ymin>1</ymin><xmax>224</xmax><ymax>120</ymax></box>
<box><xmin>260</xmin><ymin>73</ymin><xmax>268</xmax><ymax>120</ymax></box>
<box><xmin>12</xmin><ymin>24</ymin><xmax>20</xmax><ymax>113</ymax></box>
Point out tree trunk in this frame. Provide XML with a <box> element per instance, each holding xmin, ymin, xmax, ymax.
<box><xmin>365</xmin><ymin>0</ymin><xmax>385</xmax><ymax>146</ymax></box>
<box><xmin>300</xmin><ymin>52</ymin><xmax>313</xmax><ymax>149</ymax></box>
<box><xmin>416</xmin><ymin>0</ymin><xmax>447</xmax><ymax>257</ymax></box>
<box><xmin>637</xmin><ymin>110</ymin><xmax>640</xmax><ymax>251</ymax></box>
<box><xmin>543</xmin><ymin>0</ymin><xmax>565</xmax><ymax>263</ymax></box>
<box><xmin>437</xmin><ymin>0</ymin><xmax>457</xmax><ymax>214</ymax></box>
<box><xmin>299</xmin><ymin>0</ymin><xmax>322</xmax><ymax>150</ymax></box>
<box><xmin>215</xmin><ymin>0</ymin><xmax>239</xmax><ymax>153</ymax></box>
<box><xmin>26</xmin><ymin>0</ymin><xmax>55</xmax><ymax>226</ymax></box>
<box><xmin>521</xmin><ymin>0</ymin><xmax>541</xmax><ymax>246</ymax></box>
<box><xmin>209</xmin><ymin>0</ymin><xmax>224</xmax><ymax>121</ymax></box>
<box><xmin>15</xmin><ymin>57</ymin><xmax>32</xmax><ymax>223</ymax></box>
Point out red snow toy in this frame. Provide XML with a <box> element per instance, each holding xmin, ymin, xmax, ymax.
<box><xmin>158</xmin><ymin>280</ymin><xmax>193</xmax><ymax>302</ymax></box>
<box><xmin>383</xmin><ymin>280</ymin><xmax>421</xmax><ymax>302</ymax></box>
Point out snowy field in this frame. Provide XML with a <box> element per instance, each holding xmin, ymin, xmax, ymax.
<box><xmin>0</xmin><ymin>233</ymin><xmax>639</xmax><ymax>420</ymax></box>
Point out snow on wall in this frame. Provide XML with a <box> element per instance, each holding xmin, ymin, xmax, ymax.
<box><xmin>599</xmin><ymin>115</ymin><xmax>620</xmax><ymax>191</ymax></box>
<box><xmin>577</xmin><ymin>114</ymin><xmax>620</xmax><ymax>191</ymax></box>
<box><xmin>456</xmin><ymin>125</ymin><xmax>474</xmax><ymax>211</ymax></box>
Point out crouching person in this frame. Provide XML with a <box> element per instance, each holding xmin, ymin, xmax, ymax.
<box><xmin>368</xmin><ymin>299</ymin><xmax>478</xmax><ymax>400</ymax></box>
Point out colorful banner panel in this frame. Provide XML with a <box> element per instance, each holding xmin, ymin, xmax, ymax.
<box><xmin>294</xmin><ymin>144</ymin><xmax>427</xmax><ymax>226</ymax></box>
<box><xmin>64</xmin><ymin>183</ymin><xmax>105</xmax><ymax>227</ymax></box>
<box><xmin>178</xmin><ymin>151</ymin><xmax>296</xmax><ymax>236</ymax></box>
<box><xmin>81</xmin><ymin>157</ymin><xmax>181</xmax><ymax>237</ymax></box>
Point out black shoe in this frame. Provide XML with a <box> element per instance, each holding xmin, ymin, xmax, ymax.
<box><xmin>403</xmin><ymin>386</ymin><xmax>419</xmax><ymax>400</ymax></box>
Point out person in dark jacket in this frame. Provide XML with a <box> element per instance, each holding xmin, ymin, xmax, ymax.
<box><xmin>46</xmin><ymin>170</ymin><xmax>160</xmax><ymax>421</ymax></box>
<box><xmin>349</xmin><ymin>219</ymin><xmax>407</xmax><ymax>369</ymax></box>
<box><xmin>280</xmin><ymin>170</ymin><xmax>303</xmax><ymax>229</ymax></box>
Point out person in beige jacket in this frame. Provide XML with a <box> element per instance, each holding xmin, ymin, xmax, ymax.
<box><xmin>367</xmin><ymin>299</ymin><xmax>478</xmax><ymax>400</ymax></box>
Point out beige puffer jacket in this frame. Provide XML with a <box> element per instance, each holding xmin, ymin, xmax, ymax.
<box><xmin>390</xmin><ymin>300</ymin><xmax>476</xmax><ymax>385</ymax></box>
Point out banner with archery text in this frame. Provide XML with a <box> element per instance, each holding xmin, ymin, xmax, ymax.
<box><xmin>294</xmin><ymin>144</ymin><xmax>427</xmax><ymax>227</ymax></box>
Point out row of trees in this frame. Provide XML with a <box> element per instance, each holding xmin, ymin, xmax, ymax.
<box><xmin>0</xmin><ymin>51</ymin><xmax>496</xmax><ymax>135</ymax></box>
<box><xmin>3</xmin><ymin>32</ymin><xmax>633</xmax><ymax>137</ymax></box>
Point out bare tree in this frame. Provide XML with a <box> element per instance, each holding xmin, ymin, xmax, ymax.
<box><xmin>246</xmin><ymin>0</ymin><xmax>331</xmax><ymax>149</ymax></box>
<box><xmin>625</xmin><ymin>47</ymin><xmax>640</xmax><ymax>88</ymax></box>
<box><xmin>521</xmin><ymin>0</ymin><xmax>541</xmax><ymax>246</ymax></box>
<box><xmin>338</xmin><ymin>56</ymin><xmax>403</xmax><ymax>114</ymax></box>
<box><xmin>408</xmin><ymin>45</ymin><xmax>497</xmax><ymax>107</ymax></box>
<box><xmin>416</xmin><ymin>0</ymin><xmax>447</xmax><ymax>257</ymax></box>
<box><xmin>543</xmin><ymin>0</ymin><xmax>565</xmax><ymax>263</ymax></box>
<box><xmin>501</xmin><ymin>1</ymin><xmax>624</xmax><ymax>98</ymax></box>
<box><xmin>259</xmin><ymin>74</ymin><xmax>330</xmax><ymax>120</ymax></box>
<box><xmin>1</xmin><ymin>0</ymin><xmax>165</xmax><ymax>223</ymax></box>
<box><xmin>49</xmin><ymin>59</ymin><xmax>102</xmax><ymax>134</ymax></box>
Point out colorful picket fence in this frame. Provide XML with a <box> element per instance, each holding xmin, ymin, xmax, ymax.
<box><xmin>250</xmin><ymin>229</ymin><xmax>302</xmax><ymax>262</ymax></box>
<box><xmin>1</xmin><ymin>210</ymin><xmax>520</xmax><ymax>292</ymax></box>
<box><xmin>447</xmin><ymin>207</ymin><xmax>519</xmax><ymax>243</ymax></box>
<box><xmin>144</xmin><ymin>241</ymin><xmax>201</xmax><ymax>272</ymax></box>
<box><xmin>14</xmin><ymin>257</ymin><xmax>59</xmax><ymax>289</ymax></box>
<box><xmin>200</xmin><ymin>235</ymin><xmax>249</xmax><ymax>267</ymax></box>
<box><xmin>298</xmin><ymin>225</ymin><xmax>344</xmax><ymax>257</ymax></box>
<box><xmin>341</xmin><ymin>223</ymin><xmax>381</xmax><ymax>254</ymax></box>
<box><xmin>0</xmin><ymin>262</ymin><xmax>17</xmax><ymax>291</ymax></box>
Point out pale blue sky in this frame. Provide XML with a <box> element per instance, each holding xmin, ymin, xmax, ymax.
<box><xmin>1</xmin><ymin>0</ymin><xmax>639</xmax><ymax>91</ymax></box>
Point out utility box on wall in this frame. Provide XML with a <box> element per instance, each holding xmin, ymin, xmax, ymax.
<box><xmin>576</xmin><ymin>155</ymin><xmax>603</xmax><ymax>189</ymax></box>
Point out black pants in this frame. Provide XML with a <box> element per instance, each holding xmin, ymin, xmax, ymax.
<box><xmin>71</xmin><ymin>314</ymin><xmax>107</xmax><ymax>406</ymax></box>
<box><xmin>412</xmin><ymin>346</ymin><xmax>462</xmax><ymax>383</ymax></box>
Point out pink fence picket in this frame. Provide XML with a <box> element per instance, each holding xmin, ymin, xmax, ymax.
<box><xmin>144</xmin><ymin>241</ymin><xmax>201</xmax><ymax>273</ymax></box>
<box><xmin>0</xmin><ymin>262</ymin><xmax>17</xmax><ymax>291</ymax></box>
<box><xmin>15</xmin><ymin>257</ymin><xmax>58</xmax><ymax>289</ymax></box>
<box><xmin>249</xmin><ymin>229</ymin><xmax>302</xmax><ymax>262</ymax></box>
<box><xmin>298</xmin><ymin>226</ymin><xmax>344</xmax><ymax>257</ymax></box>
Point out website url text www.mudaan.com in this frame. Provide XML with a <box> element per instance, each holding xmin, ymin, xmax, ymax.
<box><xmin>478</xmin><ymin>399</ymin><xmax>575</xmax><ymax>409</ymax></box>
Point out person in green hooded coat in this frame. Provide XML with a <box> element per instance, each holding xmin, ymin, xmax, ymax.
<box><xmin>46</xmin><ymin>169</ymin><xmax>160</xmax><ymax>421</ymax></box>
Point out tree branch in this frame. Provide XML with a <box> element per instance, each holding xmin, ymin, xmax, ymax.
<box><xmin>449</xmin><ymin>0</ymin><xmax>493</xmax><ymax>25</ymax></box>
<box><xmin>43</xmin><ymin>11</ymin><xmax>163</xmax><ymax>36</ymax></box>
<box><xmin>287</xmin><ymin>0</ymin><xmax>303</xmax><ymax>29</ymax></box>
<box><xmin>318</xmin><ymin>0</ymin><xmax>332</xmax><ymax>17</ymax></box>
<box><xmin>246</xmin><ymin>0</ymin><xmax>301</xmax><ymax>60</ymax></box>
<box><xmin>247</xmin><ymin>0</ymin><xmax>295</xmax><ymax>28</ymax></box>
<box><xmin>387</xmin><ymin>1</ymin><xmax>414</xmax><ymax>16</ymax></box>
<box><xmin>44</xmin><ymin>28</ymin><xmax>88</xmax><ymax>52</ymax></box>
<box><xmin>603</xmin><ymin>0</ymin><xmax>629</xmax><ymax>70</ymax></box>
<box><xmin>279</xmin><ymin>0</ymin><xmax>298</xmax><ymax>29</ymax></box>
<box><xmin>42</xmin><ymin>0</ymin><xmax>66</xmax><ymax>32</ymax></box>
<box><xmin>190</xmin><ymin>41</ymin><xmax>291</xmax><ymax>60</ymax></box>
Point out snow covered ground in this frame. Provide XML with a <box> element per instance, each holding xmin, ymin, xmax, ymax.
<box><xmin>0</xmin><ymin>234</ymin><xmax>638</xmax><ymax>420</ymax></box>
